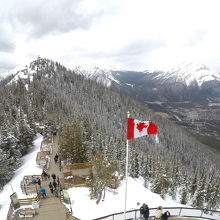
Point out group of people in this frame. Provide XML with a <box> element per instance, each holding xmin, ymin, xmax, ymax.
<box><xmin>38</xmin><ymin>172</ymin><xmax>61</xmax><ymax>198</ymax></box>
<box><xmin>48</xmin><ymin>173</ymin><xmax>61</xmax><ymax>197</ymax></box>
<box><xmin>140</xmin><ymin>204</ymin><xmax>170</xmax><ymax>220</ymax></box>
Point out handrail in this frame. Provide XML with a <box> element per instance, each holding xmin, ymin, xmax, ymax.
<box><xmin>66</xmin><ymin>211</ymin><xmax>80</xmax><ymax>220</ymax></box>
<box><xmin>92</xmin><ymin>207</ymin><xmax>220</xmax><ymax>220</ymax></box>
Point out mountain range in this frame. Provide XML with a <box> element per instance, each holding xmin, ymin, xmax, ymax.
<box><xmin>2</xmin><ymin>61</ymin><xmax>220</xmax><ymax>152</ymax></box>
<box><xmin>75</xmin><ymin>63</ymin><xmax>220</xmax><ymax>153</ymax></box>
<box><xmin>1</xmin><ymin>58</ymin><xmax>220</xmax><ymax>210</ymax></box>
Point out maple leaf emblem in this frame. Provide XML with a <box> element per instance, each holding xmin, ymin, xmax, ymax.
<box><xmin>136</xmin><ymin>122</ymin><xmax>147</xmax><ymax>132</ymax></box>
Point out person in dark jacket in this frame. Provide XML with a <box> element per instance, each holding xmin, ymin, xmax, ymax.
<box><xmin>51</xmin><ymin>173</ymin><xmax>56</xmax><ymax>181</ymax></box>
<box><xmin>140</xmin><ymin>203</ymin><xmax>149</xmax><ymax>220</ymax></box>
<box><xmin>161</xmin><ymin>211</ymin><xmax>170</xmax><ymax>220</ymax></box>
<box><xmin>53</xmin><ymin>180</ymin><xmax>57</xmax><ymax>189</ymax></box>
<box><xmin>54</xmin><ymin>154</ymin><xmax>58</xmax><ymax>163</ymax></box>
<box><xmin>37</xmin><ymin>178</ymin><xmax>41</xmax><ymax>188</ymax></box>
<box><xmin>49</xmin><ymin>182</ymin><xmax>54</xmax><ymax>194</ymax></box>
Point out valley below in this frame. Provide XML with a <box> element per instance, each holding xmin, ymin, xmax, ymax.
<box><xmin>145</xmin><ymin>100</ymin><xmax>220</xmax><ymax>154</ymax></box>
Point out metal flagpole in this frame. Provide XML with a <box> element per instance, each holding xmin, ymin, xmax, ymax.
<box><xmin>124</xmin><ymin>111</ymin><xmax>130</xmax><ymax>220</ymax></box>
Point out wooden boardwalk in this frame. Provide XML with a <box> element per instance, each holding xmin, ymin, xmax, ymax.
<box><xmin>33</xmin><ymin>135</ymin><xmax>68</xmax><ymax>220</ymax></box>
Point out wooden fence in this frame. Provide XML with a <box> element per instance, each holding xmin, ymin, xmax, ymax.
<box><xmin>66</xmin><ymin>211</ymin><xmax>80</xmax><ymax>220</ymax></box>
<box><xmin>20</xmin><ymin>183</ymin><xmax>39</xmax><ymax>195</ymax></box>
<box><xmin>63</xmin><ymin>162</ymin><xmax>92</xmax><ymax>170</ymax></box>
<box><xmin>6</xmin><ymin>196</ymin><xmax>39</xmax><ymax>220</ymax></box>
<box><xmin>62</xmin><ymin>175</ymin><xmax>89</xmax><ymax>189</ymax></box>
<box><xmin>63</xmin><ymin>182</ymin><xmax>88</xmax><ymax>189</ymax></box>
<box><xmin>18</xmin><ymin>196</ymin><xmax>39</xmax><ymax>206</ymax></box>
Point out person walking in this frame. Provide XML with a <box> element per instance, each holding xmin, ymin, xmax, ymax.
<box><xmin>37</xmin><ymin>178</ymin><xmax>41</xmax><ymax>188</ymax></box>
<box><xmin>49</xmin><ymin>182</ymin><xmax>54</xmax><ymax>194</ymax></box>
<box><xmin>155</xmin><ymin>206</ymin><xmax>163</xmax><ymax>220</ymax></box>
<box><xmin>57</xmin><ymin>176</ymin><xmax>60</xmax><ymax>186</ymax></box>
<box><xmin>54</xmin><ymin>187</ymin><xmax>60</xmax><ymax>197</ymax></box>
<box><xmin>140</xmin><ymin>203</ymin><xmax>149</xmax><ymax>220</ymax></box>
<box><xmin>39</xmin><ymin>187</ymin><xmax>46</xmax><ymax>198</ymax></box>
<box><xmin>53</xmin><ymin>180</ymin><xmax>57</xmax><ymax>189</ymax></box>
<box><xmin>54</xmin><ymin>154</ymin><xmax>58</xmax><ymax>163</ymax></box>
<box><xmin>42</xmin><ymin>170</ymin><xmax>47</xmax><ymax>180</ymax></box>
<box><xmin>51</xmin><ymin>173</ymin><xmax>56</xmax><ymax>181</ymax></box>
<box><xmin>42</xmin><ymin>170</ymin><xmax>50</xmax><ymax>180</ymax></box>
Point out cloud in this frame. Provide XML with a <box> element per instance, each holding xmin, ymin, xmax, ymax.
<box><xmin>0</xmin><ymin>28</ymin><xmax>15</xmax><ymax>52</ymax></box>
<box><xmin>9</xmin><ymin>0</ymin><xmax>102</xmax><ymax>38</ymax></box>
<box><xmin>1</xmin><ymin>0</ymin><xmax>220</xmax><ymax>73</ymax></box>
<box><xmin>0</xmin><ymin>5</ymin><xmax>15</xmax><ymax>53</ymax></box>
<box><xmin>0</xmin><ymin>53</ymin><xmax>16</xmax><ymax>72</ymax></box>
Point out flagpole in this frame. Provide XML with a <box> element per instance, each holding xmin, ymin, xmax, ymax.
<box><xmin>124</xmin><ymin>111</ymin><xmax>130</xmax><ymax>220</ymax></box>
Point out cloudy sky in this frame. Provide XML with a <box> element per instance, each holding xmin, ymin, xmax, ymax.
<box><xmin>1</xmin><ymin>0</ymin><xmax>220</xmax><ymax>73</ymax></box>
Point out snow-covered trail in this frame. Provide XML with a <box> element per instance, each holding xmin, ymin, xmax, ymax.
<box><xmin>0</xmin><ymin>134</ymin><xmax>43</xmax><ymax>220</ymax></box>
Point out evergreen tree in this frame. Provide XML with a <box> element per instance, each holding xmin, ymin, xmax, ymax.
<box><xmin>58</xmin><ymin>121</ymin><xmax>88</xmax><ymax>163</ymax></box>
<box><xmin>192</xmin><ymin>173</ymin><xmax>206</xmax><ymax>208</ymax></box>
<box><xmin>88</xmin><ymin>151</ymin><xmax>120</xmax><ymax>204</ymax></box>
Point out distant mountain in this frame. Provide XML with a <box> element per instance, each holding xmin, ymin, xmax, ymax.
<box><xmin>74</xmin><ymin>63</ymin><xmax>220</xmax><ymax>152</ymax></box>
<box><xmin>152</xmin><ymin>63</ymin><xmax>220</xmax><ymax>86</ymax></box>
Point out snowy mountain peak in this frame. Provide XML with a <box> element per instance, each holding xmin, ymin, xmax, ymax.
<box><xmin>6</xmin><ymin>57</ymin><xmax>66</xmax><ymax>84</ymax></box>
<box><xmin>74</xmin><ymin>66</ymin><xmax>120</xmax><ymax>87</ymax></box>
<box><xmin>154</xmin><ymin>63</ymin><xmax>220</xmax><ymax>86</ymax></box>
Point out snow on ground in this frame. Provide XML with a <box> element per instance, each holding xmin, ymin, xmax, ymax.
<box><xmin>0</xmin><ymin>134</ymin><xmax>43</xmax><ymax>220</ymax></box>
<box><xmin>68</xmin><ymin>177</ymin><xmax>186</xmax><ymax>220</ymax></box>
<box><xmin>0</xmin><ymin>133</ymin><xmax>189</xmax><ymax>220</ymax></box>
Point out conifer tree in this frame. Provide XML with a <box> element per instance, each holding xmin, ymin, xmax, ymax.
<box><xmin>58</xmin><ymin>121</ymin><xmax>88</xmax><ymax>163</ymax></box>
<box><xmin>88</xmin><ymin>151</ymin><xmax>120</xmax><ymax>204</ymax></box>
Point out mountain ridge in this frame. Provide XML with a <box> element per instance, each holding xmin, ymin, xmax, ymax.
<box><xmin>1</xmin><ymin>57</ymin><xmax>220</xmax><ymax>211</ymax></box>
<box><xmin>70</xmin><ymin>62</ymin><xmax>220</xmax><ymax>152</ymax></box>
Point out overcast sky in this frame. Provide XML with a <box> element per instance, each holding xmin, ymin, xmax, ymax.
<box><xmin>1</xmin><ymin>0</ymin><xmax>220</xmax><ymax>73</ymax></box>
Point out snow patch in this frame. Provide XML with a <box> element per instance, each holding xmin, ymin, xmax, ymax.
<box><xmin>173</xmin><ymin>115</ymin><xmax>182</xmax><ymax>122</ymax></box>
<box><xmin>67</xmin><ymin>177</ymin><xmax>185</xmax><ymax>220</ymax></box>
<box><xmin>0</xmin><ymin>134</ymin><xmax>43</xmax><ymax>220</ymax></box>
<box><xmin>126</xmin><ymin>83</ymin><xmax>134</xmax><ymax>88</ymax></box>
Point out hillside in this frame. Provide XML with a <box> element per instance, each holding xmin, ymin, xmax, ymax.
<box><xmin>0</xmin><ymin>134</ymin><xmax>184</xmax><ymax>220</ymax></box>
<box><xmin>77</xmin><ymin>65</ymin><xmax>220</xmax><ymax>153</ymax></box>
<box><xmin>0</xmin><ymin>58</ymin><xmax>220</xmax><ymax>211</ymax></box>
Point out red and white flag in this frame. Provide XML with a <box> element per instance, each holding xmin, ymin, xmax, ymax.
<box><xmin>127</xmin><ymin>118</ymin><xmax>157</xmax><ymax>139</ymax></box>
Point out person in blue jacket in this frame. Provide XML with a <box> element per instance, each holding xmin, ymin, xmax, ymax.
<box><xmin>39</xmin><ymin>187</ymin><xmax>46</xmax><ymax>198</ymax></box>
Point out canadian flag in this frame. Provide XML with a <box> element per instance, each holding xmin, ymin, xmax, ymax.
<box><xmin>127</xmin><ymin>118</ymin><xmax>158</xmax><ymax>139</ymax></box>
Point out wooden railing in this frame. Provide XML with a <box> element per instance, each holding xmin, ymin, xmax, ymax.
<box><xmin>18</xmin><ymin>196</ymin><xmax>39</xmax><ymax>206</ymax></box>
<box><xmin>64</xmin><ymin>162</ymin><xmax>92</xmax><ymax>170</ymax></box>
<box><xmin>20</xmin><ymin>184</ymin><xmax>38</xmax><ymax>195</ymax></box>
<box><xmin>63</xmin><ymin>182</ymin><xmax>88</xmax><ymax>189</ymax></box>
<box><xmin>6</xmin><ymin>196</ymin><xmax>39</xmax><ymax>220</ymax></box>
<box><xmin>66</xmin><ymin>211</ymin><xmax>80</xmax><ymax>220</ymax></box>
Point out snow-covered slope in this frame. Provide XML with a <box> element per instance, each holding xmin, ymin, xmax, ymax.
<box><xmin>74</xmin><ymin>66</ymin><xmax>120</xmax><ymax>87</ymax></box>
<box><xmin>0</xmin><ymin>134</ymin><xmax>43</xmax><ymax>220</ymax></box>
<box><xmin>153</xmin><ymin>63</ymin><xmax>220</xmax><ymax>86</ymax></box>
<box><xmin>0</xmin><ymin>135</ymin><xmax>186</xmax><ymax>220</ymax></box>
<box><xmin>68</xmin><ymin>177</ymin><xmax>186</xmax><ymax>220</ymax></box>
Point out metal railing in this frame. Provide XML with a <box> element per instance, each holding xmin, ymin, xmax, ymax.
<box><xmin>93</xmin><ymin>207</ymin><xmax>220</xmax><ymax>220</ymax></box>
